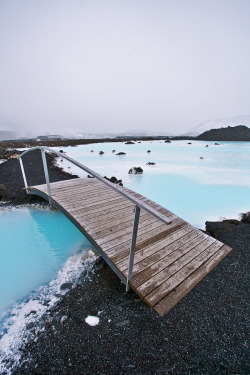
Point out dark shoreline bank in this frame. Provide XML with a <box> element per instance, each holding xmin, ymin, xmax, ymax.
<box><xmin>0</xmin><ymin>146</ymin><xmax>249</xmax><ymax>374</ymax></box>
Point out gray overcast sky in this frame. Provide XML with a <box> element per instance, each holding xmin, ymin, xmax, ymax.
<box><xmin>0</xmin><ymin>0</ymin><xmax>250</xmax><ymax>137</ymax></box>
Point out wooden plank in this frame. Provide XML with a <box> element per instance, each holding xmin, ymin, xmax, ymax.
<box><xmin>128</xmin><ymin>230</ymin><xmax>203</xmax><ymax>278</ymax></box>
<box><xmin>57</xmin><ymin>195</ymin><xmax>125</xmax><ymax>212</ymax></box>
<box><xmin>130</xmin><ymin>231</ymin><xmax>208</xmax><ymax>288</ymax></box>
<box><xmin>51</xmin><ymin>183</ymin><xmax>113</xmax><ymax>199</ymax></box>
<box><xmin>89</xmin><ymin>210</ymin><xmax>150</xmax><ymax>238</ymax></box>
<box><xmin>137</xmin><ymin>236</ymin><xmax>216</xmax><ymax>298</ymax></box>
<box><xmin>117</xmin><ymin>225</ymin><xmax>194</xmax><ymax>271</ymax></box>
<box><xmin>110</xmin><ymin>221</ymin><xmax>187</xmax><ymax>264</ymax></box>
<box><xmin>73</xmin><ymin>201</ymin><xmax>134</xmax><ymax>221</ymax></box>
<box><xmin>107</xmin><ymin>217</ymin><xmax>182</xmax><ymax>259</ymax></box>
<box><xmin>74</xmin><ymin>205</ymin><xmax>135</xmax><ymax>225</ymax></box>
<box><xmin>104</xmin><ymin>214</ymin><xmax>177</xmax><ymax>252</ymax></box>
<box><xmin>96</xmin><ymin>219</ymin><xmax>167</xmax><ymax>250</ymax></box>
<box><xmin>65</xmin><ymin>196</ymin><xmax>129</xmax><ymax>214</ymax></box>
<box><xmin>154</xmin><ymin>245</ymin><xmax>232</xmax><ymax>316</ymax></box>
<box><xmin>144</xmin><ymin>240</ymin><xmax>224</xmax><ymax>307</ymax></box>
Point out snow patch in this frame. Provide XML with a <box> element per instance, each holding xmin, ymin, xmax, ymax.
<box><xmin>85</xmin><ymin>316</ymin><xmax>100</xmax><ymax>326</ymax></box>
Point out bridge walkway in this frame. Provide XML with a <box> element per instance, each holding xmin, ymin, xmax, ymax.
<box><xmin>29</xmin><ymin>177</ymin><xmax>231</xmax><ymax>316</ymax></box>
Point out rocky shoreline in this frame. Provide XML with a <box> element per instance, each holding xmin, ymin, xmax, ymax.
<box><xmin>0</xmin><ymin>147</ymin><xmax>249</xmax><ymax>374</ymax></box>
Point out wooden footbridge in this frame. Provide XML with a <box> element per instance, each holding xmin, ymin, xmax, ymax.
<box><xmin>18</xmin><ymin>147</ymin><xmax>231</xmax><ymax>316</ymax></box>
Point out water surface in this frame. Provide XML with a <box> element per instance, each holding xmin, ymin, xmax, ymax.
<box><xmin>55</xmin><ymin>140</ymin><xmax>250</xmax><ymax>228</ymax></box>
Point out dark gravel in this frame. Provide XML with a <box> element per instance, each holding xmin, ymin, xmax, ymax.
<box><xmin>0</xmin><ymin>149</ymin><xmax>78</xmax><ymax>205</ymax></box>
<box><xmin>0</xmin><ymin>148</ymin><xmax>249</xmax><ymax>375</ymax></box>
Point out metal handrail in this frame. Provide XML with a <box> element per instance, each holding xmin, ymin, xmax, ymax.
<box><xmin>18</xmin><ymin>146</ymin><xmax>172</xmax><ymax>291</ymax></box>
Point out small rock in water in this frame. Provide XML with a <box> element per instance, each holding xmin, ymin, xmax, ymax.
<box><xmin>99</xmin><ymin>151</ymin><xmax>104</xmax><ymax>155</ymax></box>
<box><xmin>60</xmin><ymin>282</ymin><xmax>73</xmax><ymax>290</ymax></box>
<box><xmin>200</xmin><ymin>157</ymin><xmax>204</xmax><ymax>160</ymax></box>
<box><xmin>147</xmin><ymin>150</ymin><xmax>151</xmax><ymax>153</ymax></box>
<box><xmin>146</xmin><ymin>162</ymin><xmax>156</xmax><ymax>165</ymax></box>
<box><xmin>116</xmin><ymin>152</ymin><xmax>126</xmax><ymax>155</ymax></box>
<box><xmin>128</xmin><ymin>167</ymin><xmax>143</xmax><ymax>174</ymax></box>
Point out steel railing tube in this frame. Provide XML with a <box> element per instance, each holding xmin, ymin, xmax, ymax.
<box><xmin>41</xmin><ymin>149</ymin><xmax>52</xmax><ymax>204</ymax></box>
<box><xmin>19</xmin><ymin>157</ymin><xmax>29</xmax><ymax>193</ymax></box>
<box><xmin>126</xmin><ymin>205</ymin><xmax>141</xmax><ymax>292</ymax></box>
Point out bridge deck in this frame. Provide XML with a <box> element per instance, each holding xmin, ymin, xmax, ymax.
<box><xmin>29</xmin><ymin>178</ymin><xmax>231</xmax><ymax>316</ymax></box>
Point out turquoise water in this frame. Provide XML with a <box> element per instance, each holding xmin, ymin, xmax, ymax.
<box><xmin>0</xmin><ymin>206</ymin><xmax>94</xmax><ymax>317</ymax></box>
<box><xmin>55</xmin><ymin>140</ymin><xmax>250</xmax><ymax>228</ymax></box>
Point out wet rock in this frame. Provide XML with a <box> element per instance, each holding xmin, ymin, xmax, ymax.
<box><xmin>99</xmin><ymin>151</ymin><xmax>104</xmax><ymax>155</ymax></box>
<box><xmin>147</xmin><ymin>150</ymin><xmax>151</xmax><ymax>153</ymax></box>
<box><xmin>60</xmin><ymin>282</ymin><xmax>73</xmax><ymax>290</ymax></box>
<box><xmin>241</xmin><ymin>212</ymin><xmax>250</xmax><ymax>223</ymax></box>
<box><xmin>112</xmin><ymin>150</ymin><xmax>116</xmax><ymax>153</ymax></box>
<box><xmin>90</xmin><ymin>150</ymin><xmax>94</xmax><ymax>152</ymax></box>
<box><xmin>214</xmin><ymin>143</ymin><xmax>220</xmax><ymax>145</ymax></box>
<box><xmin>103</xmin><ymin>176</ymin><xmax>123</xmax><ymax>186</ymax></box>
<box><xmin>223</xmin><ymin>219</ymin><xmax>242</xmax><ymax>226</ymax></box>
<box><xmin>59</xmin><ymin>150</ymin><xmax>64</xmax><ymax>153</ymax></box>
<box><xmin>128</xmin><ymin>167</ymin><xmax>143</xmax><ymax>174</ymax></box>
<box><xmin>187</xmin><ymin>142</ymin><xmax>192</xmax><ymax>145</ymax></box>
<box><xmin>200</xmin><ymin>157</ymin><xmax>204</xmax><ymax>160</ymax></box>
<box><xmin>164</xmin><ymin>139</ymin><xmax>171</xmax><ymax>143</ymax></box>
<box><xmin>146</xmin><ymin>162</ymin><xmax>156</xmax><ymax>165</ymax></box>
<box><xmin>116</xmin><ymin>152</ymin><xmax>126</xmax><ymax>155</ymax></box>
<box><xmin>205</xmin><ymin>145</ymin><xmax>209</xmax><ymax>147</ymax></box>
<box><xmin>26</xmin><ymin>322</ymin><xmax>35</xmax><ymax>330</ymax></box>
<box><xmin>87</xmin><ymin>175</ymin><xmax>94</xmax><ymax>178</ymax></box>
<box><xmin>125</xmin><ymin>141</ymin><xmax>135</xmax><ymax>144</ymax></box>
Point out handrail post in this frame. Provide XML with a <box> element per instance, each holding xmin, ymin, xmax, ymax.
<box><xmin>41</xmin><ymin>149</ymin><xmax>52</xmax><ymax>205</ymax></box>
<box><xmin>19</xmin><ymin>157</ymin><xmax>29</xmax><ymax>194</ymax></box>
<box><xmin>126</xmin><ymin>205</ymin><xmax>141</xmax><ymax>292</ymax></box>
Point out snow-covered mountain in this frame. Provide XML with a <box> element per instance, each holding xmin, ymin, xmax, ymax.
<box><xmin>190</xmin><ymin>115</ymin><xmax>250</xmax><ymax>136</ymax></box>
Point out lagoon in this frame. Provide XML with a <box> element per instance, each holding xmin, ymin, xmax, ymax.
<box><xmin>55</xmin><ymin>140</ymin><xmax>250</xmax><ymax>228</ymax></box>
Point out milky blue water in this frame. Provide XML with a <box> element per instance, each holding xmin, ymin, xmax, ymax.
<box><xmin>0</xmin><ymin>206</ymin><xmax>95</xmax><ymax>318</ymax></box>
<box><xmin>55</xmin><ymin>140</ymin><xmax>250</xmax><ymax>228</ymax></box>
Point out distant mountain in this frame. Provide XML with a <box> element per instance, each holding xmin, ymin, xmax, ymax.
<box><xmin>196</xmin><ymin>125</ymin><xmax>250</xmax><ymax>141</ymax></box>
<box><xmin>191</xmin><ymin>115</ymin><xmax>250</xmax><ymax>136</ymax></box>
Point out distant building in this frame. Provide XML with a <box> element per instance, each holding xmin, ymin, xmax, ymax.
<box><xmin>36</xmin><ymin>135</ymin><xmax>61</xmax><ymax>141</ymax></box>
